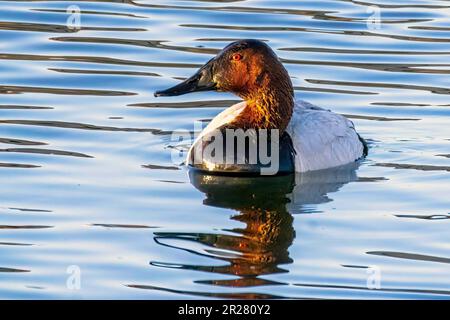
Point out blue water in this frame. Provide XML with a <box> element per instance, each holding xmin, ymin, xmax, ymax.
<box><xmin>0</xmin><ymin>0</ymin><xmax>449</xmax><ymax>299</ymax></box>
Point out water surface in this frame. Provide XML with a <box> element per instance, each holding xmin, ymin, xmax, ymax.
<box><xmin>0</xmin><ymin>0</ymin><xmax>449</xmax><ymax>299</ymax></box>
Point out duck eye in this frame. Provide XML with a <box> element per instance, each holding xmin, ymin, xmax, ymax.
<box><xmin>232</xmin><ymin>53</ymin><xmax>242</xmax><ymax>61</ymax></box>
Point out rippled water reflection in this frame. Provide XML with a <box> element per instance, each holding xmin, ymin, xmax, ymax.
<box><xmin>0</xmin><ymin>0</ymin><xmax>449</xmax><ymax>299</ymax></box>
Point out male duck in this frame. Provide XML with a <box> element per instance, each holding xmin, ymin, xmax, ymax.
<box><xmin>155</xmin><ymin>39</ymin><xmax>367</xmax><ymax>175</ymax></box>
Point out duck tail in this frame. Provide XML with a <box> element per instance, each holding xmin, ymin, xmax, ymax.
<box><xmin>357</xmin><ymin>133</ymin><xmax>368</xmax><ymax>157</ymax></box>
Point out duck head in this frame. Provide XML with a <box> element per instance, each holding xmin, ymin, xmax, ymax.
<box><xmin>155</xmin><ymin>39</ymin><xmax>294</xmax><ymax>132</ymax></box>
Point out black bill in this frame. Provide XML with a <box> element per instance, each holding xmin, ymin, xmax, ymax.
<box><xmin>154</xmin><ymin>58</ymin><xmax>217</xmax><ymax>97</ymax></box>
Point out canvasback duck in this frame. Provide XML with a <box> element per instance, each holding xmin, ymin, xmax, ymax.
<box><xmin>155</xmin><ymin>39</ymin><xmax>367</xmax><ymax>175</ymax></box>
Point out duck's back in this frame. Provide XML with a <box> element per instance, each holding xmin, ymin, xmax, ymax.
<box><xmin>286</xmin><ymin>100</ymin><xmax>365</xmax><ymax>173</ymax></box>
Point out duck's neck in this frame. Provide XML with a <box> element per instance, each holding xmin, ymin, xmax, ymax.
<box><xmin>231</xmin><ymin>73</ymin><xmax>294</xmax><ymax>133</ymax></box>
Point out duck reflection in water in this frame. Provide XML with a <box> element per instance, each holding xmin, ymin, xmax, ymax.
<box><xmin>152</xmin><ymin>163</ymin><xmax>360</xmax><ymax>288</ymax></box>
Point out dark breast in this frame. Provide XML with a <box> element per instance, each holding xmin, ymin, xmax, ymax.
<box><xmin>187</xmin><ymin>128</ymin><xmax>295</xmax><ymax>176</ymax></box>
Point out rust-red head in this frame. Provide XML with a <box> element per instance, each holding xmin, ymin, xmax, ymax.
<box><xmin>154</xmin><ymin>39</ymin><xmax>293</xmax><ymax>100</ymax></box>
<box><xmin>155</xmin><ymin>39</ymin><xmax>294</xmax><ymax>132</ymax></box>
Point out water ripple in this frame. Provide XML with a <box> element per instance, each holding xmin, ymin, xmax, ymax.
<box><xmin>1</xmin><ymin>0</ymin><xmax>450</xmax><ymax>299</ymax></box>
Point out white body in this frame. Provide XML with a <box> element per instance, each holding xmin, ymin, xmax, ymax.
<box><xmin>286</xmin><ymin>100</ymin><xmax>364</xmax><ymax>172</ymax></box>
<box><xmin>188</xmin><ymin>100</ymin><xmax>365</xmax><ymax>173</ymax></box>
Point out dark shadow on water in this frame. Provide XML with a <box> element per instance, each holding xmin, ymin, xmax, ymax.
<box><xmin>142</xmin><ymin>164</ymin><xmax>362</xmax><ymax>298</ymax></box>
